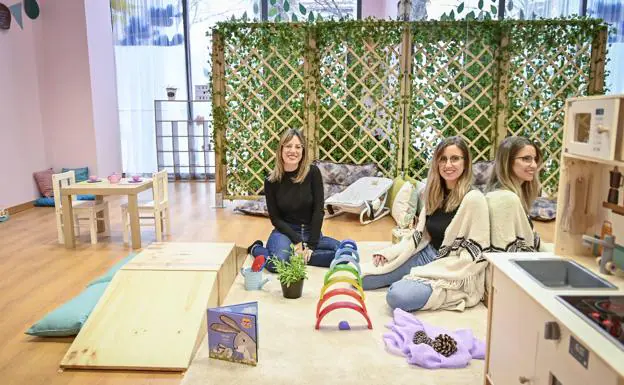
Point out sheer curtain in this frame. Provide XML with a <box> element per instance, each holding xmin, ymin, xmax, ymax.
<box><xmin>111</xmin><ymin>0</ymin><xmax>187</xmax><ymax>176</ymax></box>
<box><xmin>588</xmin><ymin>0</ymin><xmax>624</xmax><ymax>94</ymax></box>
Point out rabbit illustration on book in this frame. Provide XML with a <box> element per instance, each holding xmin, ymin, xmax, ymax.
<box><xmin>209</xmin><ymin>314</ymin><xmax>257</xmax><ymax>361</ymax></box>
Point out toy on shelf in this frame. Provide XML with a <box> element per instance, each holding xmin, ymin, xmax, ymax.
<box><xmin>315</xmin><ymin>239</ymin><xmax>372</xmax><ymax>330</ymax></box>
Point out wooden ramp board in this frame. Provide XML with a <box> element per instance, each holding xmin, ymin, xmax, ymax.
<box><xmin>60</xmin><ymin>270</ymin><xmax>219</xmax><ymax>371</ymax></box>
<box><xmin>123</xmin><ymin>242</ymin><xmax>243</xmax><ymax>305</ymax></box>
<box><xmin>60</xmin><ymin>242</ymin><xmax>244</xmax><ymax>371</ymax></box>
<box><xmin>123</xmin><ymin>242</ymin><xmax>237</xmax><ymax>271</ymax></box>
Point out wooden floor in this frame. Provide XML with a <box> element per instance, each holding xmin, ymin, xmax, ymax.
<box><xmin>0</xmin><ymin>182</ymin><xmax>554</xmax><ymax>385</ymax></box>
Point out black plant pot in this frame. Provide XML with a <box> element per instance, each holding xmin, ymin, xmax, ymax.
<box><xmin>281</xmin><ymin>279</ymin><xmax>304</xmax><ymax>299</ymax></box>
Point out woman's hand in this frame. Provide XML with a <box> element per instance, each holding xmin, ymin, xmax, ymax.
<box><xmin>373</xmin><ymin>254</ymin><xmax>388</xmax><ymax>267</ymax></box>
<box><xmin>302</xmin><ymin>248</ymin><xmax>313</xmax><ymax>264</ymax></box>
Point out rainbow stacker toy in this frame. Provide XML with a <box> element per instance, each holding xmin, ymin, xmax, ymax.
<box><xmin>315</xmin><ymin>239</ymin><xmax>372</xmax><ymax>330</ymax></box>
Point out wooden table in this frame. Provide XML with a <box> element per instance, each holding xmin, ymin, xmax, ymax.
<box><xmin>60</xmin><ymin>178</ymin><xmax>154</xmax><ymax>249</ymax></box>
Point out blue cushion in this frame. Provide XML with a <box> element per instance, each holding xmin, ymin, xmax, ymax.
<box><xmin>62</xmin><ymin>167</ymin><xmax>89</xmax><ymax>182</ymax></box>
<box><xmin>34</xmin><ymin>197</ymin><xmax>55</xmax><ymax>207</ymax></box>
<box><xmin>87</xmin><ymin>254</ymin><xmax>136</xmax><ymax>287</ymax></box>
<box><xmin>77</xmin><ymin>194</ymin><xmax>96</xmax><ymax>201</ymax></box>
<box><xmin>25</xmin><ymin>282</ymin><xmax>108</xmax><ymax>337</ymax></box>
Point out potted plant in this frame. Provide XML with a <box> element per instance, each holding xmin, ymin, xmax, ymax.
<box><xmin>166</xmin><ymin>85</ymin><xmax>177</xmax><ymax>100</ymax></box>
<box><xmin>269</xmin><ymin>245</ymin><xmax>308</xmax><ymax>299</ymax></box>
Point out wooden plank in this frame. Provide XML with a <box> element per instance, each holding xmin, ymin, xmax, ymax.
<box><xmin>60</xmin><ymin>270</ymin><xmax>219</xmax><ymax>371</ymax></box>
<box><xmin>123</xmin><ymin>242</ymin><xmax>236</xmax><ymax>272</ymax></box>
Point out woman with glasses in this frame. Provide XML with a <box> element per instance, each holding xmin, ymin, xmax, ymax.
<box><xmin>247</xmin><ymin>129</ymin><xmax>340</xmax><ymax>273</ymax></box>
<box><xmin>486</xmin><ymin>136</ymin><xmax>544</xmax><ymax>252</ymax></box>
<box><xmin>361</xmin><ymin>136</ymin><xmax>491</xmax><ymax>312</ymax></box>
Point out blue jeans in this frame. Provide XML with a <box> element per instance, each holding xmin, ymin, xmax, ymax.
<box><xmin>386</xmin><ymin>279</ymin><xmax>433</xmax><ymax>312</ymax></box>
<box><xmin>362</xmin><ymin>243</ymin><xmax>437</xmax><ymax>290</ymax></box>
<box><xmin>252</xmin><ymin>223</ymin><xmax>340</xmax><ymax>273</ymax></box>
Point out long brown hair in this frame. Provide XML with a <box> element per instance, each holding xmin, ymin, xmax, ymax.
<box><xmin>487</xmin><ymin>136</ymin><xmax>542</xmax><ymax>212</ymax></box>
<box><xmin>268</xmin><ymin>129</ymin><xmax>311</xmax><ymax>184</ymax></box>
<box><xmin>424</xmin><ymin>136</ymin><xmax>474</xmax><ymax>215</ymax></box>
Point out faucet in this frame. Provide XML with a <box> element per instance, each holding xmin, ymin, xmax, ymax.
<box><xmin>582</xmin><ymin>234</ymin><xmax>616</xmax><ymax>274</ymax></box>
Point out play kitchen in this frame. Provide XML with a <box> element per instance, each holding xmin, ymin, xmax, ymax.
<box><xmin>484</xmin><ymin>95</ymin><xmax>624</xmax><ymax>385</ymax></box>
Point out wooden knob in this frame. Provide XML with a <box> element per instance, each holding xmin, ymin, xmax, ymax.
<box><xmin>519</xmin><ymin>376</ymin><xmax>530</xmax><ymax>384</ymax></box>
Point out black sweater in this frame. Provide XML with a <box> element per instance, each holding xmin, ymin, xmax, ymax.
<box><xmin>264</xmin><ymin>164</ymin><xmax>325</xmax><ymax>249</ymax></box>
<box><xmin>426</xmin><ymin>206</ymin><xmax>458</xmax><ymax>251</ymax></box>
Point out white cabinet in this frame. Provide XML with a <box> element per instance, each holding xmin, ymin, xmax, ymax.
<box><xmin>486</xmin><ymin>267</ymin><xmax>621</xmax><ymax>385</ymax></box>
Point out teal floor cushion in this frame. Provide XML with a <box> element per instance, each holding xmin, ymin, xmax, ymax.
<box><xmin>25</xmin><ymin>282</ymin><xmax>109</xmax><ymax>337</ymax></box>
<box><xmin>26</xmin><ymin>254</ymin><xmax>135</xmax><ymax>337</ymax></box>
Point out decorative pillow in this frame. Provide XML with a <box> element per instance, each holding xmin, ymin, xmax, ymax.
<box><xmin>34</xmin><ymin>197</ymin><xmax>55</xmax><ymax>207</ymax></box>
<box><xmin>33</xmin><ymin>168</ymin><xmax>55</xmax><ymax>197</ymax></box>
<box><xmin>234</xmin><ymin>197</ymin><xmax>269</xmax><ymax>217</ymax></box>
<box><xmin>391</xmin><ymin>181</ymin><xmax>416</xmax><ymax>228</ymax></box>
<box><xmin>87</xmin><ymin>253</ymin><xmax>136</xmax><ymax>287</ymax></box>
<box><xmin>472</xmin><ymin>160</ymin><xmax>495</xmax><ymax>192</ymax></box>
<box><xmin>313</xmin><ymin>160</ymin><xmax>379</xmax><ymax>186</ymax></box>
<box><xmin>314</xmin><ymin>160</ymin><xmax>380</xmax><ymax>199</ymax></box>
<box><xmin>62</xmin><ymin>167</ymin><xmax>89</xmax><ymax>183</ymax></box>
<box><xmin>530</xmin><ymin>197</ymin><xmax>557</xmax><ymax>222</ymax></box>
<box><xmin>386</xmin><ymin>177</ymin><xmax>407</xmax><ymax>209</ymax></box>
<box><xmin>25</xmin><ymin>282</ymin><xmax>108</xmax><ymax>337</ymax></box>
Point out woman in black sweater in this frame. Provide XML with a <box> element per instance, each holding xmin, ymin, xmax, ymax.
<box><xmin>248</xmin><ymin>129</ymin><xmax>340</xmax><ymax>273</ymax></box>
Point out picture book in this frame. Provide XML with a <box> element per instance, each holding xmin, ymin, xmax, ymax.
<box><xmin>207</xmin><ymin>301</ymin><xmax>258</xmax><ymax>366</ymax></box>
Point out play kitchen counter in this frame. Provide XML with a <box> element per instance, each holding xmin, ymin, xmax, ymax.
<box><xmin>484</xmin><ymin>252</ymin><xmax>624</xmax><ymax>385</ymax></box>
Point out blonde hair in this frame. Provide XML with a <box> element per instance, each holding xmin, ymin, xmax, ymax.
<box><xmin>268</xmin><ymin>129</ymin><xmax>311</xmax><ymax>184</ymax></box>
<box><xmin>487</xmin><ymin>136</ymin><xmax>542</xmax><ymax>213</ymax></box>
<box><xmin>424</xmin><ymin>136</ymin><xmax>474</xmax><ymax>215</ymax></box>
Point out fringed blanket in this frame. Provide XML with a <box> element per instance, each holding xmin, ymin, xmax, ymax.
<box><xmin>486</xmin><ymin>189</ymin><xmax>541</xmax><ymax>252</ymax></box>
<box><xmin>362</xmin><ymin>190</ymin><xmax>490</xmax><ymax>311</ymax></box>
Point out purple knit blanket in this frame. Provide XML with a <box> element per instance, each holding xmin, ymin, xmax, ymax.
<box><xmin>383</xmin><ymin>308</ymin><xmax>485</xmax><ymax>369</ymax></box>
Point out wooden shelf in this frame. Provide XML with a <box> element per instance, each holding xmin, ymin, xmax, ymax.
<box><xmin>563</xmin><ymin>153</ymin><xmax>624</xmax><ymax>168</ymax></box>
<box><xmin>602</xmin><ymin>201</ymin><xmax>624</xmax><ymax>215</ymax></box>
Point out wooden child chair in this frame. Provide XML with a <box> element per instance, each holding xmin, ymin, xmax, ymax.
<box><xmin>52</xmin><ymin>171</ymin><xmax>111</xmax><ymax>244</ymax></box>
<box><xmin>121</xmin><ymin>170</ymin><xmax>170</xmax><ymax>243</ymax></box>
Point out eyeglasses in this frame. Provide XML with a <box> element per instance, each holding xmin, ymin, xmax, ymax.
<box><xmin>438</xmin><ymin>156</ymin><xmax>464</xmax><ymax>165</ymax></box>
<box><xmin>284</xmin><ymin>144</ymin><xmax>303</xmax><ymax>152</ymax></box>
<box><xmin>515</xmin><ymin>156</ymin><xmax>539</xmax><ymax>165</ymax></box>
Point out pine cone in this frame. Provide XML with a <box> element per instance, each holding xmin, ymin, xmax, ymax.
<box><xmin>412</xmin><ymin>330</ymin><xmax>433</xmax><ymax>345</ymax></box>
<box><xmin>432</xmin><ymin>334</ymin><xmax>458</xmax><ymax>357</ymax></box>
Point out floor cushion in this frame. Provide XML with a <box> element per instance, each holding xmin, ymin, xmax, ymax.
<box><xmin>26</xmin><ymin>254</ymin><xmax>135</xmax><ymax>337</ymax></box>
<box><xmin>34</xmin><ymin>197</ymin><xmax>55</xmax><ymax>207</ymax></box>
<box><xmin>234</xmin><ymin>197</ymin><xmax>269</xmax><ymax>217</ymax></box>
<box><xmin>530</xmin><ymin>197</ymin><xmax>557</xmax><ymax>222</ymax></box>
<box><xmin>25</xmin><ymin>282</ymin><xmax>109</xmax><ymax>337</ymax></box>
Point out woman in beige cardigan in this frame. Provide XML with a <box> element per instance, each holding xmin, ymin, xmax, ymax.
<box><xmin>361</xmin><ymin>136</ymin><xmax>491</xmax><ymax>312</ymax></box>
<box><xmin>486</xmin><ymin>136</ymin><xmax>544</xmax><ymax>251</ymax></box>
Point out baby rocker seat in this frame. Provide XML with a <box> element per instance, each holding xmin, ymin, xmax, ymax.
<box><xmin>324</xmin><ymin>177</ymin><xmax>393</xmax><ymax>225</ymax></box>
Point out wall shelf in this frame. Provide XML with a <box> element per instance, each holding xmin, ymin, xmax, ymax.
<box><xmin>602</xmin><ymin>201</ymin><xmax>624</xmax><ymax>216</ymax></box>
<box><xmin>563</xmin><ymin>152</ymin><xmax>624</xmax><ymax>168</ymax></box>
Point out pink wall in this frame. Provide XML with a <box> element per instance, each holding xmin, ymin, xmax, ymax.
<box><xmin>0</xmin><ymin>15</ymin><xmax>47</xmax><ymax>208</ymax></box>
<box><xmin>37</xmin><ymin>0</ymin><xmax>98</xmax><ymax>173</ymax></box>
<box><xmin>0</xmin><ymin>0</ymin><xmax>121</xmax><ymax>208</ymax></box>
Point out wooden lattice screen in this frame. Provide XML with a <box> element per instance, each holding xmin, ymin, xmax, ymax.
<box><xmin>212</xmin><ymin>20</ymin><xmax>607</xmax><ymax>200</ymax></box>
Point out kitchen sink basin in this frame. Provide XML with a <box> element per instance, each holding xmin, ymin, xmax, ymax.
<box><xmin>511</xmin><ymin>259</ymin><xmax>617</xmax><ymax>289</ymax></box>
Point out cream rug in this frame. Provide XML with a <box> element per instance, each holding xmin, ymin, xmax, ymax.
<box><xmin>182</xmin><ymin>242</ymin><xmax>487</xmax><ymax>385</ymax></box>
